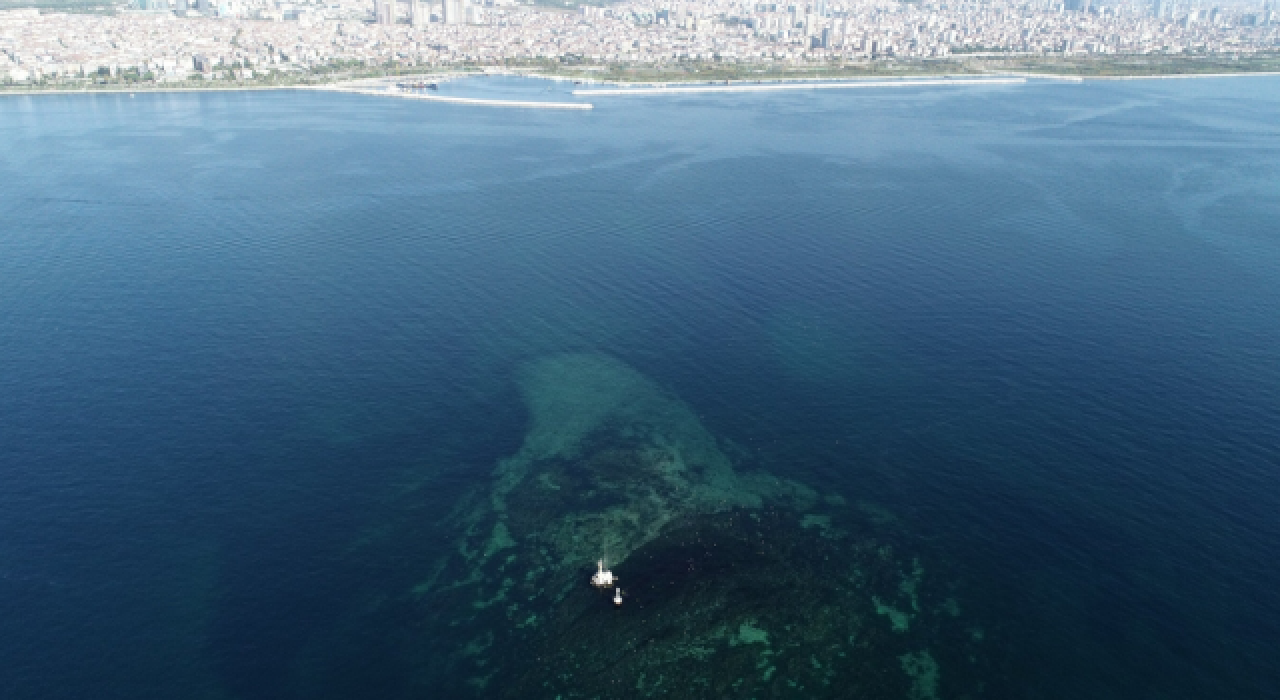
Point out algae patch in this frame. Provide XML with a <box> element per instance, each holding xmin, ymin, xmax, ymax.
<box><xmin>873</xmin><ymin>596</ymin><xmax>912</xmax><ymax>633</ymax></box>
<box><xmin>730</xmin><ymin>621</ymin><xmax>770</xmax><ymax>646</ymax></box>
<box><xmin>800</xmin><ymin>513</ymin><xmax>832</xmax><ymax>531</ymax></box>
<box><xmin>483</xmin><ymin>522</ymin><xmax>516</xmax><ymax>559</ymax></box>
<box><xmin>900</xmin><ymin>650</ymin><xmax>940</xmax><ymax>700</ymax></box>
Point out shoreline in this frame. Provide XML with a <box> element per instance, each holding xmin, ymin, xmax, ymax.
<box><xmin>572</xmin><ymin>77</ymin><xmax>1026</xmax><ymax>96</ymax></box>
<box><xmin>566</xmin><ymin>68</ymin><xmax>1280</xmax><ymax>88</ymax></box>
<box><xmin>2</xmin><ymin>68</ymin><xmax>1278</xmax><ymax>100</ymax></box>
<box><xmin>1071</xmin><ymin>70</ymin><xmax>1280</xmax><ymax>80</ymax></box>
<box><xmin>0</xmin><ymin>84</ymin><xmax>316</xmax><ymax>96</ymax></box>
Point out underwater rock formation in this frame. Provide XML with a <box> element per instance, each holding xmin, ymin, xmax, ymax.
<box><xmin>405</xmin><ymin>353</ymin><xmax>994</xmax><ymax>698</ymax></box>
<box><xmin>488</xmin><ymin>353</ymin><xmax>814</xmax><ymax>568</ymax></box>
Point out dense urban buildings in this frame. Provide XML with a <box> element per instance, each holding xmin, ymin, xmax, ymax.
<box><xmin>1</xmin><ymin>0</ymin><xmax>1278</xmax><ymax>82</ymax></box>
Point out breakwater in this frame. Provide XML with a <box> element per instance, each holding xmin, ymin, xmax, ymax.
<box><xmin>325</xmin><ymin>86</ymin><xmax>593</xmax><ymax>110</ymax></box>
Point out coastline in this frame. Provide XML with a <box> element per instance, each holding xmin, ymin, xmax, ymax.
<box><xmin>0</xmin><ymin>84</ymin><xmax>316</xmax><ymax>96</ymax></box>
<box><xmin>1075</xmin><ymin>70</ymin><xmax>1280</xmax><ymax>80</ymax></box>
<box><xmin>572</xmin><ymin>76</ymin><xmax>1026</xmax><ymax>96</ymax></box>
<box><xmin>2</xmin><ymin>67</ymin><xmax>1279</xmax><ymax>101</ymax></box>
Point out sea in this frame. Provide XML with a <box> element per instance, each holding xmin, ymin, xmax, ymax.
<box><xmin>1</xmin><ymin>75</ymin><xmax>1278</xmax><ymax>699</ymax></box>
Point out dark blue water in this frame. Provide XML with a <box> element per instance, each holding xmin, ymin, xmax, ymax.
<box><xmin>2</xmin><ymin>77</ymin><xmax>1279</xmax><ymax>699</ymax></box>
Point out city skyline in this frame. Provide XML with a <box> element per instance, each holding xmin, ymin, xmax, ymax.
<box><xmin>2</xmin><ymin>0</ymin><xmax>1278</xmax><ymax>84</ymax></box>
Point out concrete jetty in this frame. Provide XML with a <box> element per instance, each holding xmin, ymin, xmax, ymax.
<box><xmin>325</xmin><ymin>86</ymin><xmax>593</xmax><ymax>110</ymax></box>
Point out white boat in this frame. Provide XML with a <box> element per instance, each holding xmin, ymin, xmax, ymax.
<box><xmin>590</xmin><ymin>559</ymin><xmax>615</xmax><ymax>588</ymax></box>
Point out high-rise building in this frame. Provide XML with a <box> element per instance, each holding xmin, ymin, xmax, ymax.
<box><xmin>442</xmin><ymin>0</ymin><xmax>464</xmax><ymax>24</ymax></box>
<box><xmin>376</xmin><ymin>0</ymin><xmax>395</xmax><ymax>24</ymax></box>
<box><xmin>410</xmin><ymin>0</ymin><xmax>426</xmax><ymax>27</ymax></box>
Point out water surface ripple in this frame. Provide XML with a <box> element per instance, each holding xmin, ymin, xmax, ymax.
<box><xmin>2</xmin><ymin>77</ymin><xmax>1279</xmax><ymax>699</ymax></box>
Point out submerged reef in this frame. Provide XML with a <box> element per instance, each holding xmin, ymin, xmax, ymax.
<box><xmin>400</xmin><ymin>354</ymin><xmax>993</xmax><ymax>698</ymax></box>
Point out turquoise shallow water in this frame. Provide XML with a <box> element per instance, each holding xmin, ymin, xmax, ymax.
<box><xmin>2</xmin><ymin>77</ymin><xmax>1280</xmax><ymax>699</ymax></box>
